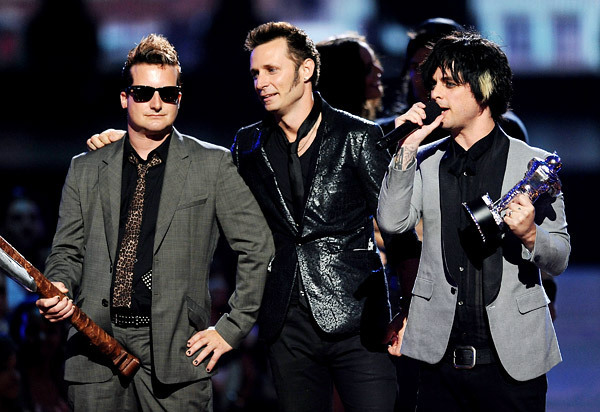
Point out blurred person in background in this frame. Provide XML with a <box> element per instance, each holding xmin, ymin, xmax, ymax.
<box><xmin>316</xmin><ymin>33</ymin><xmax>384</xmax><ymax>120</ymax></box>
<box><xmin>0</xmin><ymin>335</ymin><xmax>25</xmax><ymax>412</ymax></box>
<box><xmin>9</xmin><ymin>302</ymin><xmax>68</xmax><ymax>412</ymax></box>
<box><xmin>1</xmin><ymin>190</ymin><xmax>51</xmax><ymax>312</ymax></box>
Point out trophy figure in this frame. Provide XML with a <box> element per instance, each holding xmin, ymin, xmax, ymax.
<box><xmin>462</xmin><ymin>154</ymin><xmax>562</xmax><ymax>244</ymax></box>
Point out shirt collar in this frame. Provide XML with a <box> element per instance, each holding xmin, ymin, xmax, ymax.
<box><xmin>447</xmin><ymin>124</ymin><xmax>499</xmax><ymax>177</ymax></box>
<box><xmin>124</xmin><ymin>132</ymin><xmax>172</xmax><ymax>164</ymax></box>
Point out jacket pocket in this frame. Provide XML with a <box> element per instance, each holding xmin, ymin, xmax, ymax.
<box><xmin>186</xmin><ymin>296</ymin><xmax>209</xmax><ymax>330</ymax></box>
<box><xmin>516</xmin><ymin>288</ymin><xmax>550</xmax><ymax>314</ymax></box>
<box><xmin>412</xmin><ymin>277</ymin><xmax>434</xmax><ymax>300</ymax></box>
<box><xmin>177</xmin><ymin>195</ymin><xmax>208</xmax><ymax>210</ymax></box>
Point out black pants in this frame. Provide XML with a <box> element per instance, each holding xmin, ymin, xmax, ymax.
<box><xmin>267</xmin><ymin>302</ymin><xmax>397</xmax><ymax>412</ymax></box>
<box><xmin>393</xmin><ymin>355</ymin><xmax>420</xmax><ymax>412</ymax></box>
<box><xmin>416</xmin><ymin>360</ymin><xmax>547</xmax><ymax>412</ymax></box>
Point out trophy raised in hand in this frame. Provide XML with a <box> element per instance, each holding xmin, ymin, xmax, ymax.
<box><xmin>462</xmin><ymin>154</ymin><xmax>562</xmax><ymax>244</ymax></box>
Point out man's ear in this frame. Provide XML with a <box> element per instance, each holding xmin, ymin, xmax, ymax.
<box><xmin>120</xmin><ymin>91</ymin><xmax>128</xmax><ymax>109</ymax></box>
<box><xmin>302</xmin><ymin>58</ymin><xmax>315</xmax><ymax>83</ymax></box>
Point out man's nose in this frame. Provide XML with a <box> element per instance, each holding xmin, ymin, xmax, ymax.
<box><xmin>430</xmin><ymin>84</ymin><xmax>442</xmax><ymax>100</ymax></box>
<box><xmin>255</xmin><ymin>74</ymin><xmax>267</xmax><ymax>90</ymax></box>
<box><xmin>149</xmin><ymin>91</ymin><xmax>163</xmax><ymax>109</ymax></box>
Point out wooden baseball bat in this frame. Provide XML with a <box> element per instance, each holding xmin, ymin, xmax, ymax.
<box><xmin>0</xmin><ymin>235</ymin><xmax>140</xmax><ymax>377</ymax></box>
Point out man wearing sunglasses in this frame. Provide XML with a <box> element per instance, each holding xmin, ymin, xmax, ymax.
<box><xmin>35</xmin><ymin>34</ymin><xmax>274</xmax><ymax>411</ymax></box>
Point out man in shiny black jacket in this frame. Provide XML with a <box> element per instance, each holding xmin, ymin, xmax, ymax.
<box><xmin>231</xmin><ymin>22</ymin><xmax>397</xmax><ymax>412</ymax></box>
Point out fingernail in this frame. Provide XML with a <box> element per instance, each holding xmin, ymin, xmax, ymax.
<box><xmin>194</xmin><ymin>360</ymin><xmax>198</xmax><ymax>365</ymax></box>
<box><xmin>187</xmin><ymin>342</ymin><xmax>191</xmax><ymax>347</ymax></box>
<box><xmin>186</xmin><ymin>350</ymin><xmax>191</xmax><ymax>356</ymax></box>
<box><xmin>206</xmin><ymin>368</ymin><xmax>211</xmax><ymax>373</ymax></box>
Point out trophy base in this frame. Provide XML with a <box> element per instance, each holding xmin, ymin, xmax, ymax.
<box><xmin>462</xmin><ymin>194</ymin><xmax>502</xmax><ymax>244</ymax></box>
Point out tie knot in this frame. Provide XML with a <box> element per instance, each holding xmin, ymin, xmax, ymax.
<box><xmin>288</xmin><ymin>139</ymin><xmax>300</xmax><ymax>156</ymax></box>
<box><xmin>129</xmin><ymin>153</ymin><xmax>162</xmax><ymax>176</ymax></box>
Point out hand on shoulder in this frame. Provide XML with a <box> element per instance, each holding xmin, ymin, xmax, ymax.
<box><xmin>87</xmin><ymin>129</ymin><xmax>126</xmax><ymax>150</ymax></box>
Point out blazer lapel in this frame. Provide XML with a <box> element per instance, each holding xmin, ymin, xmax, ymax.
<box><xmin>154</xmin><ymin>129</ymin><xmax>189</xmax><ymax>253</ymax></box>
<box><xmin>435</xmin><ymin>144</ymin><xmax>457</xmax><ymax>283</ymax></box>
<box><xmin>99</xmin><ymin>139</ymin><xmax>125</xmax><ymax>264</ymax></box>
<box><xmin>249</xmin><ymin>126</ymin><xmax>298</xmax><ymax>235</ymax></box>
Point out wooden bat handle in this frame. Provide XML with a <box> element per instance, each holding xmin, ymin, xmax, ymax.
<box><xmin>0</xmin><ymin>236</ymin><xmax>140</xmax><ymax>377</ymax></box>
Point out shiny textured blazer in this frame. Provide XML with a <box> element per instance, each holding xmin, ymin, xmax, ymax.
<box><xmin>377</xmin><ymin>133</ymin><xmax>570</xmax><ymax>381</ymax></box>
<box><xmin>232</xmin><ymin>99</ymin><xmax>392</xmax><ymax>342</ymax></box>
<box><xmin>45</xmin><ymin>128</ymin><xmax>274</xmax><ymax>384</ymax></box>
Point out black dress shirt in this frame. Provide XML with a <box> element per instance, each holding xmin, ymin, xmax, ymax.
<box><xmin>263</xmin><ymin>94</ymin><xmax>323</xmax><ymax>222</ymax></box>
<box><xmin>111</xmin><ymin>134</ymin><xmax>170</xmax><ymax>316</ymax></box>
<box><xmin>439</xmin><ymin>125</ymin><xmax>509</xmax><ymax>349</ymax></box>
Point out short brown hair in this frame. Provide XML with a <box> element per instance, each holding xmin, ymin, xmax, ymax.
<box><xmin>245</xmin><ymin>22</ymin><xmax>320</xmax><ymax>87</ymax></box>
<box><xmin>122</xmin><ymin>33</ymin><xmax>182</xmax><ymax>88</ymax></box>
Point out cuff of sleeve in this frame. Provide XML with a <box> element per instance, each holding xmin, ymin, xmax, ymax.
<box><xmin>214</xmin><ymin>314</ymin><xmax>243</xmax><ymax>349</ymax></box>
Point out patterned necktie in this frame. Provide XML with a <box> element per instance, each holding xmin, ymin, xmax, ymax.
<box><xmin>112</xmin><ymin>152</ymin><xmax>162</xmax><ymax>309</ymax></box>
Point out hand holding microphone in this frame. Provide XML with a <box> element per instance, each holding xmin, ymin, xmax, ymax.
<box><xmin>376</xmin><ymin>101</ymin><xmax>443</xmax><ymax>150</ymax></box>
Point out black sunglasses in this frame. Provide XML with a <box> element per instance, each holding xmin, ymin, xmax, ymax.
<box><xmin>125</xmin><ymin>85</ymin><xmax>181</xmax><ymax>104</ymax></box>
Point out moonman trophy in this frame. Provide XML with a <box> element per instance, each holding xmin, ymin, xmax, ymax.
<box><xmin>0</xmin><ymin>235</ymin><xmax>140</xmax><ymax>377</ymax></box>
<box><xmin>462</xmin><ymin>154</ymin><xmax>562</xmax><ymax>244</ymax></box>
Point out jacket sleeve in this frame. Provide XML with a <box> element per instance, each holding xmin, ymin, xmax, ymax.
<box><xmin>355</xmin><ymin>124</ymin><xmax>391</xmax><ymax>215</ymax></box>
<box><xmin>44</xmin><ymin>155</ymin><xmax>86</xmax><ymax>297</ymax></box>
<box><xmin>213</xmin><ymin>150</ymin><xmax>275</xmax><ymax>348</ymax></box>
<box><xmin>522</xmin><ymin>192</ymin><xmax>570</xmax><ymax>276</ymax></box>
<box><xmin>377</xmin><ymin>158</ymin><xmax>422</xmax><ymax>235</ymax></box>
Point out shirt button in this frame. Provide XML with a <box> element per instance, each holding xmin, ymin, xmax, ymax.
<box><xmin>463</xmin><ymin>171</ymin><xmax>468</xmax><ymax>176</ymax></box>
<box><xmin>459</xmin><ymin>266</ymin><xmax>465</xmax><ymax>272</ymax></box>
<box><xmin>458</xmin><ymin>301</ymin><xmax>464</xmax><ymax>306</ymax></box>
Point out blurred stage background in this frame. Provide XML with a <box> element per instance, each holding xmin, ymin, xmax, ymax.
<box><xmin>0</xmin><ymin>0</ymin><xmax>598</xmax><ymax>411</ymax></box>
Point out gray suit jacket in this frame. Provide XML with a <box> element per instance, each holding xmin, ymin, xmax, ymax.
<box><xmin>45</xmin><ymin>128</ymin><xmax>274</xmax><ymax>384</ymax></box>
<box><xmin>377</xmin><ymin>134</ymin><xmax>570</xmax><ymax>381</ymax></box>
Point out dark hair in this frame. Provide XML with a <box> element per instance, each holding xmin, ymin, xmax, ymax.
<box><xmin>399</xmin><ymin>18</ymin><xmax>465</xmax><ymax>108</ymax></box>
<box><xmin>421</xmin><ymin>31</ymin><xmax>513</xmax><ymax>121</ymax></box>
<box><xmin>122</xmin><ymin>33</ymin><xmax>182</xmax><ymax>89</ymax></box>
<box><xmin>316</xmin><ymin>34</ymin><xmax>382</xmax><ymax>119</ymax></box>
<box><xmin>245</xmin><ymin>21</ymin><xmax>320</xmax><ymax>87</ymax></box>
